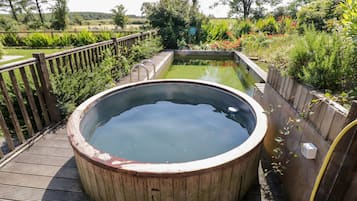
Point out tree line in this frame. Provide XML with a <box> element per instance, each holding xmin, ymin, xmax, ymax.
<box><xmin>0</xmin><ymin>0</ymin><xmax>68</xmax><ymax>30</ymax></box>
<box><xmin>0</xmin><ymin>0</ymin><xmax>135</xmax><ymax>31</ymax></box>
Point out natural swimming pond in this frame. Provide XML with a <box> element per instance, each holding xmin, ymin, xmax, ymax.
<box><xmin>158</xmin><ymin>59</ymin><xmax>257</xmax><ymax>95</ymax></box>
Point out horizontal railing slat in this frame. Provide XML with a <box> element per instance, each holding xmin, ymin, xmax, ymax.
<box><xmin>44</xmin><ymin>40</ymin><xmax>114</xmax><ymax>60</ymax></box>
<box><xmin>0</xmin><ymin>59</ymin><xmax>37</xmax><ymax>73</ymax></box>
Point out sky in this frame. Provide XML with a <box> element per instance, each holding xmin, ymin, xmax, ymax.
<box><xmin>67</xmin><ymin>0</ymin><xmax>230</xmax><ymax>18</ymax></box>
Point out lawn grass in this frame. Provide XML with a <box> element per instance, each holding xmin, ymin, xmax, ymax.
<box><xmin>1</xmin><ymin>48</ymin><xmax>69</xmax><ymax>66</ymax></box>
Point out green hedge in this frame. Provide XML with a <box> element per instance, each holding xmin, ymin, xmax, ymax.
<box><xmin>0</xmin><ymin>31</ymin><xmax>128</xmax><ymax>48</ymax></box>
<box><xmin>256</xmin><ymin>16</ymin><xmax>279</xmax><ymax>34</ymax></box>
<box><xmin>288</xmin><ymin>29</ymin><xmax>356</xmax><ymax>94</ymax></box>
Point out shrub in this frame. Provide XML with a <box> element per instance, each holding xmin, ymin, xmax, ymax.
<box><xmin>51</xmin><ymin>54</ymin><xmax>115</xmax><ymax>115</ymax></box>
<box><xmin>28</xmin><ymin>20</ymin><xmax>43</xmax><ymax>30</ymax></box>
<box><xmin>94</xmin><ymin>31</ymin><xmax>112</xmax><ymax>42</ymax></box>
<box><xmin>0</xmin><ymin>16</ymin><xmax>19</xmax><ymax>32</ymax></box>
<box><xmin>241</xmin><ymin>32</ymin><xmax>270</xmax><ymax>51</ymax></box>
<box><xmin>277</xmin><ymin>16</ymin><xmax>297</xmax><ymax>34</ymax></box>
<box><xmin>129</xmin><ymin>37</ymin><xmax>163</xmax><ymax>62</ymax></box>
<box><xmin>116</xmin><ymin>54</ymin><xmax>131</xmax><ymax>78</ymax></box>
<box><xmin>297</xmin><ymin>0</ymin><xmax>342</xmax><ymax>32</ymax></box>
<box><xmin>209</xmin><ymin>32</ymin><xmax>241</xmax><ymax>50</ymax></box>
<box><xmin>71</xmin><ymin>30</ymin><xmax>96</xmax><ymax>47</ymax></box>
<box><xmin>52</xmin><ymin>33</ymin><xmax>72</xmax><ymax>47</ymax></box>
<box><xmin>241</xmin><ymin>33</ymin><xmax>296</xmax><ymax>69</ymax></box>
<box><xmin>288</xmin><ymin>29</ymin><xmax>356</xmax><ymax>93</ymax></box>
<box><xmin>340</xmin><ymin>0</ymin><xmax>357</xmax><ymax>44</ymax></box>
<box><xmin>202</xmin><ymin>21</ymin><xmax>229</xmax><ymax>42</ymax></box>
<box><xmin>2</xmin><ymin>33</ymin><xmax>24</xmax><ymax>46</ymax></box>
<box><xmin>24</xmin><ymin>33</ymin><xmax>53</xmax><ymax>48</ymax></box>
<box><xmin>143</xmin><ymin>0</ymin><xmax>205</xmax><ymax>49</ymax></box>
<box><xmin>256</xmin><ymin>16</ymin><xmax>279</xmax><ymax>34</ymax></box>
<box><xmin>233</xmin><ymin>20</ymin><xmax>253</xmax><ymax>37</ymax></box>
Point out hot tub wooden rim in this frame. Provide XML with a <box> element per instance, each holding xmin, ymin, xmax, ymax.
<box><xmin>67</xmin><ymin>79</ymin><xmax>267</xmax><ymax>175</ymax></box>
<box><xmin>70</xmin><ymin>138</ymin><xmax>262</xmax><ymax>177</ymax></box>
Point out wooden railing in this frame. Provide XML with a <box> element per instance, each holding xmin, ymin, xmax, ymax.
<box><xmin>0</xmin><ymin>30</ymin><xmax>157</xmax><ymax>159</ymax></box>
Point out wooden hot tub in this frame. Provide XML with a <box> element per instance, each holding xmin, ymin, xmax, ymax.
<box><xmin>67</xmin><ymin>79</ymin><xmax>267</xmax><ymax>201</ymax></box>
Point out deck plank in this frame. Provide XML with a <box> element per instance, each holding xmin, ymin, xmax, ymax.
<box><xmin>1</xmin><ymin>162</ymin><xmax>79</xmax><ymax>179</ymax></box>
<box><xmin>22</xmin><ymin>146</ymin><xmax>74</xmax><ymax>158</ymax></box>
<box><xmin>0</xmin><ymin>172</ymin><xmax>83</xmax><ymax>193</ymax></box>
<box><xmin>35</xmin><ymin>138</ymin><xmax>72</xmax><ymax>149</ymax></box>
<box><xmin>14</xmin><ymin>153</ymin><xmax>76</xmax><ymax>168</ymax></box>
<box><xmin>0</xmin><ymin>184</ymin><xmax>89</xmax><ymax>201</ymax></box>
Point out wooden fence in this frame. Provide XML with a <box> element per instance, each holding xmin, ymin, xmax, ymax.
<box><xmin>267</xmin><ymin>67</ymin><xmax>349</xmax><ymax>143</ymax></box>
<box><xmin>265</xmin><ymin>67</ymin><xmax>357</xmax><ymax>201</ymax></box>
<box><xmin>0</xmin><ymin>30</ymin><xmax>157</xmax><ymax>159</ymax></box>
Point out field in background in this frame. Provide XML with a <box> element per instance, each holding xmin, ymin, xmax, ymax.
<box><xmin>70</xmin><ymin>17</ymin><xmax>146</xmax><ymax>31</ymax></box>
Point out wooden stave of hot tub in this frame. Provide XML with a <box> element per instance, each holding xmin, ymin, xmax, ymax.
<box><xmin>72</xmin><ymin>143</ymin><xmax>261</xmax><ymax>201</ymax></box>
<box><xmin>67</xmin><ymin>79</ymin><xmax>267</xmax><ymax>201</ymax></box>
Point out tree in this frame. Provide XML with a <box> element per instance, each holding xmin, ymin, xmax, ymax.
<box><xmin>51</xmin><ymin>0</ymin><xmax>68</xmax><ymax>30</ymax></box>
<box><xmin>212</xmin><ymin>0</ymin><xmax>262</xmax><ymax>19</ymax></box>
<box><xmin>142</xmin><ymin>0</ymin><xmax>206</xmax><ymax>49</ymax></box>
<box><xmin>188</xmin><ymin>0</ymin><xmax>207</xmax><ymax>43</ymax></box>
<box><xmin>285</xmin><ymin>0</ymin><xmax>313</xmax><ymax>18</ymax></box>
<box><xmin>0</xmin><ymin>0</ymin><xmax>21</xmax><ymax>22</ymax></box>
<box><xmin>340</xmin><ymin>0</ymin><xmax>357</xmax><ymax>42</ymax></box>
<box><xmin>297</xmin><ymin>0</ymin><xmax>342</xmax><ymax>31</ymax></box>
<box><xmin>111</xmin><ymin>4</ymin><xmax>127</xmax><ymax>29</ymax></box>
<box><xmin>18</xmin><ymin>0</ymin><xmax>36</xmax><ymax>24</ymax></box>
<box><xmin>33</xmin><ymin>0</ymin><xmax>47</xmax><ymax>24</ymax></box>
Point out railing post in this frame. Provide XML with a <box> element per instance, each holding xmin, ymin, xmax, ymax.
<box><xmin>112</xmin><ymin>37</ymin><xmax>119</xmax><ymax>56</ymax></box>
<box><xmin>140</xmin><ymin>31</ymin><xmax>144</xmax><ymax>41</ymax></box>
<box><xmin>33</xmin><ymin>53</ymin><xmax>61</xmax><ymax>123</ymax></box>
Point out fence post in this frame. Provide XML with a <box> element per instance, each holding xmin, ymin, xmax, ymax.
<box><xmin>112</xmin><ymin>37</ymin><xmax>119</xmax><ymax>56</ymax></box>
<box><xmin>33</xmin><ymin>53</ymin><xmax>61</xmax><ymax>123</ymax></box>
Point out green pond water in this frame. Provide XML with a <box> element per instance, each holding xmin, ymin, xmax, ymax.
<box><xmin>159</xmin><ymin>60</ymin><xmax>256</xmax><ymax>95</ymax></box>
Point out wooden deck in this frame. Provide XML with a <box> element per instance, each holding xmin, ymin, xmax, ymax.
<box><xmin>0</xmin><ymin>124</ymin><xmax>287</xmax><ymax>201</ymax></box>
<box><xmin>0</xmin><ymin>125</ymin><xmax>90</xmax><ymax>201</ymax></box>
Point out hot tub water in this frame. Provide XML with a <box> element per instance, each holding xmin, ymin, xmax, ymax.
<box><xmin>87</xmin><ymin>100</ymin><xmax>249</xmax><ymax>163</ymax></box>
